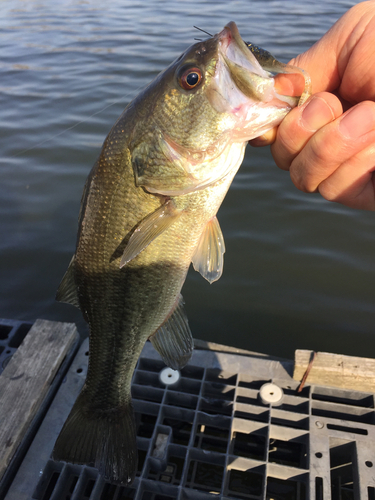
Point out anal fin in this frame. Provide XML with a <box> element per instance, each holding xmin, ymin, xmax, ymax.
<box><xmin>120</xmin><ymin>199</ymin><xmax>180</xmax><ymax>268</ymax></box>
<box><xmin>192</xmin><ymin>216</ymin><xmax>225</xmax><ymax>284</ymax></box>
<box><xmin>149</xmin><ymin>295</ymin><xmax>193</xmax><ymax>370</ymax></box>
<box><xmin>56</xmin><ymin>256</ymin><xmax>80</xmax><ymax>309</ymax></box>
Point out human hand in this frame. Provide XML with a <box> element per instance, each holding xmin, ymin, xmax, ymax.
<box><xmin>252</xmin><ymin>1</ymin><xmax>375</xmax><ymax>210</ymax></box>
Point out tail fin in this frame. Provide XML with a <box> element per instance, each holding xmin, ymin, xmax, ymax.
<box><xmin>52</xmin><ymin>396</ymin><xmax>137</xmax><ymax>485</ymax></box>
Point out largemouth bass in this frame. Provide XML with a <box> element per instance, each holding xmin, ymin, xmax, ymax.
<box><xmin>53</xmin><ymin>22</ymin><xmax>310</xmax><ymax>485</ymax></box>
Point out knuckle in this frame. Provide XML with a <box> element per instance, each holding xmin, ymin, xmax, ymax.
<box><xmin>289</xmin><ymin>163</ymin><xmax>315</xmax><ymax>193</ymax></box>
<box><xmin>289</xmin><ymin>132</ymin><xmax>339</xmax><ymax>193</ymax></box>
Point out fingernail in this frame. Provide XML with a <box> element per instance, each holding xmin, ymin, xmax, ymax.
<box><xmin>301</xmin><ymin>96</ymin><xmax>335</xmax><ymax>132</ymax></box>
<box><xmin>339</xmin><ymin>103</ymin><xmax>375</xmax><ymax>139</ymax></box>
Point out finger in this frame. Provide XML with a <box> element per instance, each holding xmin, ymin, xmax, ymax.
<box><xmin>289</xmin><ymin>2</ymin><xmax>375</xmax><ymax>98</ymax></box>
<box><xmin>270</xmin><ymin>92</ymin><xmax>342</xmax><ymax>171</ymax></box>
<box><xmin>289</xmin><ymin>101</ymin><xmax>375</xmax><ymax>193</ymax></box>
<box><xmin>318</xmin><ymin>142</ymin><xmax>375</xmax><ymax>210</ymax></box>
<box><xmin>249</xmin><ymin>73</ymin><xmax>307</xmax><ymax>147</ymax></box>
<box><xmin>249</xmin><ymin>127</ymin><xmax>277</xmax><ymax>147</ymax></box>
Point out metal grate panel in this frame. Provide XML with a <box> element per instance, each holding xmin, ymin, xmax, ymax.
<box><xmin>5</xmin><ymin>338</ymin><xmax>375</xmax><ymax>500</ymax></box>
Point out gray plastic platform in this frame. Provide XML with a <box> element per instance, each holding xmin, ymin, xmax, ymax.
<box><xmin>4</xmin><ymin>331</ymin><xmax>375</xmax><ymax>499</ymax></box>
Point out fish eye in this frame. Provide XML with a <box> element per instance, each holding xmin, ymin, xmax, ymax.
<box><xmin>178</xmin><ymin>66</ymin><xmax>203</xmax><ymax>90</ymax></box>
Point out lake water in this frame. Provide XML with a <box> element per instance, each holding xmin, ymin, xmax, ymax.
<box><xmin>1</xmin><ymin>0</ymin><xmax>372</xmax><ymax>360</ymax></box>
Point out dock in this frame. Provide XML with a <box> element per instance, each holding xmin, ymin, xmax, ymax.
<box><xmin>0</xmin><ymin>318</ymin><xmax>374</xmax><ymax>499</ymax></box>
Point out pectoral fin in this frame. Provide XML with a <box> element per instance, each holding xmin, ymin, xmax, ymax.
<box><xmin>56</xmin><ymin>256</ymin><xmax>80</xmax><ymax>309</ymax></box>
<box><xmin>120</xmin><ymin>200</ymin><xmax>180</xmax><ymax>268</ymax></box>
<box><xmin>192</xmin><ymin>216</ymin><xmax>225</xmax><ymax>284</ymax></box>
<box><xmin>149</xmin><ymin>295</ymin><xmax>193</xmax><ymax>370</ymax></box>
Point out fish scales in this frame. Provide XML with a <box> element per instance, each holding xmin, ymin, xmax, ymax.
<box><xmin>53</xmin><ymin>22</ymin><xmax>310</xmax><ymax>485</ymax></box>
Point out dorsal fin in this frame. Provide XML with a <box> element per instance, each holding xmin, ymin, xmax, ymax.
<box><xmin>192</xmin><ymin>216</ymin><xmax>225</xmax><ymax>284</ymax></box>
<box><xmin>149</xmin><ymin>295</ymin><xmax>193</xmax><ymax>370</ymax></box>
<box><xmin>120</xmin><ymin>199</ymin><xmax>180</xmax><ymax>268</ymax></box>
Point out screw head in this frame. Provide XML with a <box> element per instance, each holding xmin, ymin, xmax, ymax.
<box><xmin>159</xmin><ymin>367</ymin><xmax>180</xmax><ymax>385</ymax></box>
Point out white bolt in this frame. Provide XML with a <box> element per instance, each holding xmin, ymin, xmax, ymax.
<box><xmin>159</xmin><ymin>367</ymin><xmax>180</xmax><ymax>385</ymax></box>
<box><xmin>259</xmin><ymin>383</ymin><xmax>284</xmax><ymax>405</ymax></box>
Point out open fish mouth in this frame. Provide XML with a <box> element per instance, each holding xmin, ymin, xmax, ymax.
<box><xmin>220</xmin><ymin>22</ymin><xmax>270</xmax><ymax>76</ymax></box>
<box><xmin>216</xmin><ymin>21</ymin><xmax>311</xmax><ymax>108</ymax></box>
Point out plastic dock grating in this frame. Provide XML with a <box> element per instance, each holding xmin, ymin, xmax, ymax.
<box><xmin>4</xmin><ymin>332</ymin><xmax>375</xmax><ymax>499</ymax></box>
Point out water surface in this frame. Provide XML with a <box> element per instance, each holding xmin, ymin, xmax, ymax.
<box><xmin>1</xmin><ymin>0</ymin><xmax>373</xmax><ymax>359</ymax></box>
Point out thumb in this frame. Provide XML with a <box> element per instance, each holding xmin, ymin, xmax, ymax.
<box><xmin>290</xmin><ymin>2</ymin><xmax>375</xmax><ymax>98</ymax></box>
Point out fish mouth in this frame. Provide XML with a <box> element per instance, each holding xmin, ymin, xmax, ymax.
<box><xmin>216</xmin><ymin>22</ymin><xmax>310</xmax><ymax>106</ymax></box>
<box><xmin>220</xmin><ymin>22</ymin><xmax>270</xmax><ymax>81</ymax></box>
<box><xmin>217</xmin><ymin>21</ymin><xmax>276</xmax><ymax>103</ymax></box>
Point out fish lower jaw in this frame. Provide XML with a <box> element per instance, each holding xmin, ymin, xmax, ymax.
<box><xmin>230</xmin><ymin>104</ymin><xmax>291</xmax><ymax>142</ymax></box>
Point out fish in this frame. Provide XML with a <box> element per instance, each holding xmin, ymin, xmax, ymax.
<box><xmin>52</xmin><ymin>22</ymin><xmax>311</xmax><ymax>485</ymax></box>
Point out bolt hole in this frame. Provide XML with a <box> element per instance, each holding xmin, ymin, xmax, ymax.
<box><xmin>315</xmin><ymin>452</ymin><xmax>323</xmax><ymax>459</ymax></box>
<box><xmin>85</xmin><ymin>351</ymin><xmax>89</xmax><ymax>356</ymax></box>
<box><xmin>77</xmin><ymin>368</ymin><xmax>83</xmax><ymax>373</ymax></box>
<box><xmin>366</xmin><ymin>461</ymin><xmax>373</xmax><ymax>468</ymax></box>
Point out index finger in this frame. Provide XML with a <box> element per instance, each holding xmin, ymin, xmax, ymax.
<box><xmin>249</xmin><ymin>127</ymin><xmax>277</xmax><ymax>147</ymax></box>
<box><xmin>271</xmin><ymin>92</ymin><xmax>343</xmax><ymax>172</ymax></box>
